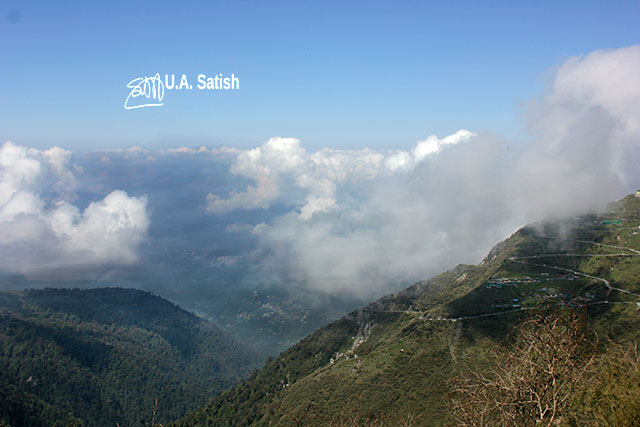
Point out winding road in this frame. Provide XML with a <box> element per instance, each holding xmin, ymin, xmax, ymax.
<box><xmin>367</xmin><ymin>237</ymin><xmax>640</xmax><ymax>322</ymax></box>
<box><xmin>509</xmin><ymin>238</ymin><xmax>640</xmax><ymax>298</ymax></box>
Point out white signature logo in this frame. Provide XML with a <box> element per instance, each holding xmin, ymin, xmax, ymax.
<box><xmin>124</xmin><ymin>73</ymin><xmax>164</xmax><ymax>109</ymax></box>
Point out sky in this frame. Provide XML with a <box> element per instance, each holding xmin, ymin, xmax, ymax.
<box><xmin>1</xmin><ymin>1</ymin><xmax>640</xmax><ymax>304</ymax></box>
<box><xmin>1</xmin><ymin>1</ymin><xmax>639</xmax><ymax>151</ymax></box>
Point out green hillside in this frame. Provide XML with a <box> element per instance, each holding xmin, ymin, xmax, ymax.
<box><xmin>177</xmin><ymin>194</ymin><xmax>640</xmax><ymax>426</ymax></box>
<box><xmin>0</xmin><ymin>287</ymin><xmax>260</xmax><ymax>427</ymax></box>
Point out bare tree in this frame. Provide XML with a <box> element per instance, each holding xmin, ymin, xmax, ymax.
<box><xmin>450</xmin><ymin>309</ymin><xmax>595</xmax><ymax>427</ymax></box>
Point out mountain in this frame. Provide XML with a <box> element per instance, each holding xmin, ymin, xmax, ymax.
<box><xmin>0</xmin><ymin>287</ymin><xmax>260</xmax><ymax>426</ymax></box>
<box><xmin>177</xmin><ymin>194</ymin><xmax>640</xmax><ymax>425</ymax></box>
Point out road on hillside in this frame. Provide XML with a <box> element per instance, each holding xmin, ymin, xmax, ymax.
<box><xmin>509</xmin><ymin>238</ymin><xmax>640</xmax><ymax>298</ymax></box>
<box><xmin>366</xmin><ymin>238</ymin><xmax>640</xmax><ymax>322</ymax></box>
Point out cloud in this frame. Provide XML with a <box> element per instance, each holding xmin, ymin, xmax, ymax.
<box><xmin>164</xmin><ymin>146</ymin><xmax>243</xmax><ymax>155</ymax></box>
<box><xmin>165</xmin><ymin>146</ymin><xmax>210</xmax><ymax>154</ymax></box>
<box><xmin>206</xmin><ymin>137</ymin><xmax>309</xmax><ymax>214</ymax></box>
<box><xmin>98</xmin><ymin>146</ymin><xmax>157</xmax><ymax>162</ymax></box>
<box><xmin>206</xmin><ymin>130</ymin><xmax>475</xmax><ymax>220</ymax></box>
<box><xmin>249</xmin><ymin>133</ymin><xmax>513</xmax><ymax>296</ymax></box>
<box><xmin>0</xmin><ymin>142</ymin><xmax>149</xmax><ymax>275</ymax></box>
<box><xmin>206</xmin><ymin>45</ymin><xmax>640</xmax><ymax>297</ymax></box>
<box><xmin>514</xmin><ymin>45</ymin><xmax>640</xmax><ymax>220</ymax></box>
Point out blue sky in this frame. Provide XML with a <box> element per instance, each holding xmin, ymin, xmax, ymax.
<box><xmin>1</xmin><ymin>0</ymin><xmax>639</xmax><ymax>151</ymax></box>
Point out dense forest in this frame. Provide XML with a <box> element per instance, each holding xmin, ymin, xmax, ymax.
<box><xmin>0</xmin><ymin>288</ymin><xmax>259</xmax><ymax>426</ymax></box>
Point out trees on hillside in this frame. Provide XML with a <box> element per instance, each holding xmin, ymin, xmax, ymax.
<box><xmin>567</xmin><ymin>343</ymin><xmax>640</xmax><ymax>426</ymax></box>
<box><xmin>450</xmin><ymin>310</ymin><xmax>595</xmax><ymax>427</ymax></box>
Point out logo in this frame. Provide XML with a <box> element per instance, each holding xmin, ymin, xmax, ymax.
<box><xmin>124</xmin><ymin>73</ymin><xmax>165</xmax><ymax>110</ymax></box>
<box><xmin>124</xmin><ymin>73</ymin><xmax>240</xmax><ymax>110</ymax></box>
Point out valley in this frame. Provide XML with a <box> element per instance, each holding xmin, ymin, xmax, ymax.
<box><xmin>0</xmin><ymin>288</ymin><xmax>259</xmax><ymax>426</ymax></box>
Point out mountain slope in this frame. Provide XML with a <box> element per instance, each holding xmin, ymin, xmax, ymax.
<box><xmin>0</xmin><ymin>287</ymin><xmax>260</xmax><ymax>426</ymax></box>
<box><xmin>178</xmin><ymin>194</ymin><xmax>640</xmax><ymax>426</ymax></box>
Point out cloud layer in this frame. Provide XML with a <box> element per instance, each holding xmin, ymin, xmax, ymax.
<box><xmin>207</xmin><ymin>46</ymin><xmax>640</xmax><ymax>297</ymax></box>
<box><xmin>0</xmin><ymin>142</ymin><xmax>149</xmax><ymax>275</ymax></box>
<box><xmin>3</xmin><ymin>45</ymin><xmax>639</xmax><ymax>300</ymax></box>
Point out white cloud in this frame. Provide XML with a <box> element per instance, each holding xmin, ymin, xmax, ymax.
<box><xmin>165</xmin><ymin>146</ymin><xmax>210</xmax><ymax>154</ymax></box>
<box><xmin>163</xmin><ymin>146</ymin><xmax>243</xmax><ymax>155</ymax></box>
<box><xmin>515</xmin><ymin>45</ymin><xmax>640</xmax><ymax>220</ymax></box>
<box><xmin>206</xmin><ymin>46</ymin><xmax>640</xmax><ymax>297</ymax></box>
<box><xmin>0</xmin><ymin>142</ymin><xmax>149</xmax><ymax>274</ymax></box>
<box><xmin>49</xmin><ymin>190</ymin><xmax>149</xmax><ymax>264</ymax></box>
<box><xmin>413</xmin><ymin>129</ymin><xmax>476</xmax><ymax>161</ymax></box>
<box><xmin>98</xmin><ymin>146</ymin><xmax>157</xmax><ymax>162</ymax></box>
<box><xmin>206</xmin><ymin>130</ymin><xmax>474</xmax><ymax>221</ymax></box>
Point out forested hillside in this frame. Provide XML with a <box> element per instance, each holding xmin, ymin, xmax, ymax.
<box><xmin>0</xmin><ymin>288</ymin><xmax>259</xmax><ymax>426</ymax></box>
<box><xmin>178</xmin><ymin>194</ymin><xmax>640</xmax><ymax>426</ymax></box>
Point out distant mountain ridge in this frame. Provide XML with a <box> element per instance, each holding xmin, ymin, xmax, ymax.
<box><xmin>0</xmin><ymin>287</ymin><xmax>260</xmax><ymax>426</ymax></box>
<box><xmin>177</xmin><ymin>194</ymin><xmax>640</xmax><ymax>425</ymax></box>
